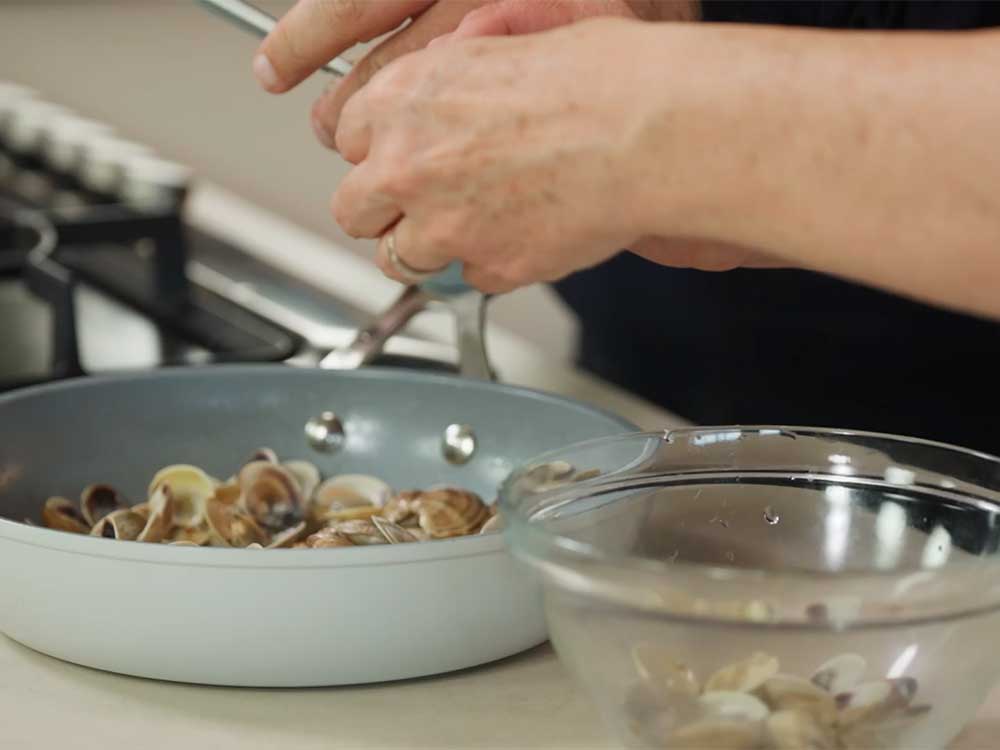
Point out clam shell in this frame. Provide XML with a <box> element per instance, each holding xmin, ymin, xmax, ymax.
<box><xmin>330</xmin><ymin>519</ymin><xmax>388</xmax><ymax>545</ymax></box>
<box><xmin>521</xmin><ymin>460</ymin><xmax>575</xmax><ymax>491</ymax></box>
<box><xmin>213</xmin><ymin>481</ymin><xmax>242</xmax><ymax>506</ymax></box>
<box><xmin>305</xmin><ymin>527</ymin><xmax>355</xmax><ymax>548</ymax></box>
<box><xmin>247</xmin><ymin>447</ymin><xmax>278</xmax><ymax>464</ymax></box>
<box><xmin>314</xmin><ymin>474</ymin><xmax>392</xmax><ymax>511</ymax></box>
<box><xmin>283</xmin><ymin>460</ymin><xmax>321</xmax><ymax>501</ymax></box>
<box><xmin>381</xmin><ymin>491</ymin><xmax>421</xmax><ymax>524</ymax></box>
<box><xmin>757</xmin><ymin>674</ymin><xmax>837</xmax><ymax>726</ymax></box>
<box><xmin>148</xmin><ymin>464</ymin><xmax>216</xmax><ymax>528</ymax></box>
<box><xmin>699</xmin><ymin>691</ymin><xmax>770</xmax><ymax>723</ymax></box>
<box><xmin>667</xmin><ymin>719</ymin><xmax>762</xmax><ymax>749</ymax></box>
<box><xmin>478</xmin><ymin>514</ymin><xmax>504</xmax><ymax>535</ymax></box>
<box><xmin>705</xmin><ymin>652</ymin><xmax>780</xmax><ymax>693</ymax></box>
<box><xmin>41</xmin><ymin>496</ymin><xmax>89</xmax><ymax>534</ymax></box>
<box><xmin>765</xmin><ymin>709</ymin><xmax>836</xmax><ymax>749</ymax></box>
<box><xmin>835</xmin><ymin>678</ymin><xmax>918</xmax><ymax>727</ymax></box>
<box><xmin>80</xmin><ymin>483</ymin><xmax>128</xmax><ymax>527</ymax></box>
<box><xmin>318</xmin><ymin>505</ymin><xmax>380</xmax><ymax>523</ymax></box>
<box><xmin>811</xmin><ymin>653</ymin><xmax>867</xmax><ymax>694</ymax></box>
<box><xmin>839</xmin><ymin>705</ymin><xmax>929</xmax><ymax>749</ymax></box>
<box><xmin>631</xmin><ymin>644</ymin><xmax>700</xmax><ymax>697</ymax></box>
<box><xmin>238</xmin><ymin>462</ymin><xmax>303</xmax><ymax>531</ymax></box>
<box><xmin>371</xmin><ymin>515</ymin><xmax>418</xmax><ymax>544</ymax></box>
<box><xmin>624</xmin><ymin>679</ymin><xmax>699</xmax><ymax>747</ymax></box>
<box><xmin>168</xmin><ymin>540</ymin><xmax>199</xmax><ymax>547</ymax></box>
<box><xmin>414</xmin><ymin>488</ymin><xmax>490</xmax><ymax>539</ymax></box>
<box><xmin>167</xmin><ymin>523</ymin><xmax>214</xmax><ymax>546</ymax></box>
<box><xmin>266</xmin><ymin>521</ymin><xmax>308</xmax><ymax>549</ymax></box>
<box><xmin>137</xmin><ymin>483</ymin><xmax>174</xmax><ymax>543</ymax></box>
<box><xmin>91</xmin><ymin>509</ymin><xmax>146</xmax><ymax>541</ymax></box>
<box><xmin>205</xmin><ymin>496</ymin><xmax>268</xmax><ymax>547</ymax></box>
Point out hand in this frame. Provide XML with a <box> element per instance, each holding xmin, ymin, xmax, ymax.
<box><xmin>330</xmin><ymin>17</ymin><xmax>669</xmax><ymax>292</ymax></box>
<box><xmin>253</xmin><ymin>0</ymin><xmax>698</xmax><ymax>149</ymax></box>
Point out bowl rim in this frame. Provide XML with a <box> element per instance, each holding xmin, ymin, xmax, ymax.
<box><xmin>498</xmin><ymin>425</ymin><xmax>1000</xmax><ymax>629</ymax></box>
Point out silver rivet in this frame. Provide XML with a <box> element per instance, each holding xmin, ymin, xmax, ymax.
<box><xmin>305</xmin><ymin>411</ymin><xmax>345</xmax><ymax>453</ymax></box>
<box><xmin>442</xmin><ymin>423</ymin><xmax>477</xmax><ymax>465</ymax></box>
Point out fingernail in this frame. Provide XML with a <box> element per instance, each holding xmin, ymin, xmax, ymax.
<box><xmin>252</xmin><ymin>53</ymin><xmax>280</xmax><ymax>92</ymax></box>
<box><xmin>311</xmin><ymin>109</ymin><xmax>337</xmax><ymax>150</ymax></box>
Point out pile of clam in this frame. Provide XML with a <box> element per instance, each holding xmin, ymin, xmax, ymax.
<box><xmin>39</xmin><ymin>447</ymin><xmax>501</xmax><ymax>548</ymax></box>
<box><xmin>625</xmin><ymin>647</ymin><xmax>929</xmax><ymax>749</ymax></box>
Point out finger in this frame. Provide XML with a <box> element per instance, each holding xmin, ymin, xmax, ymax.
<box><xmin>374</xmin><ymin>217</ymin><xmax>452</xmax><ymax>285</ymax></box>
<box><xmin>331</xmin><ymin>163</ymin><xmax>402</xmax><ymax>238</ymax></box>
<box><xmin>331</xmin><ymin>86</ymin><xmax>374</xmax><ymax>164</ymax></box>
<box><xmin>452</xmin><ymin>0</ymin><xmax>630</xmax><ymax>40</ymax></box>
<box><xmin>380</xmin><ymin>215</ymin><xmax>454</xmax><ymax>280</ymax></box>
<box><xmin>311</xmin><ymin>0</ymin><xmax>482</xmax><ymax>144</ymax></box>
<box><xmin>426</xmin><ymin>31</ymin><xmax>454</xmax><ymax>48</ymax></box>
<box><xmin>461</xmin><ymin>265</ymin><xmax>520</xmax><ymax>294</ymax></box>
<box><xmin>254</xmin><ymin>0</ymin><xmax>430</xmax><ymax>93</ymax></box>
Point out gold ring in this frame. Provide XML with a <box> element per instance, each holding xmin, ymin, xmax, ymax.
<box><xmin>383</xmin><ymin>229</ymin><xmax>439</xmax><ymax>284</ymax></box>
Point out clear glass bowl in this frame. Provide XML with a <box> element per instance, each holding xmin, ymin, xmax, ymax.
<box><xmin>499</xmin><ymin>427</ymin><xmax>1000</xmax><ymax>750</ymax></box>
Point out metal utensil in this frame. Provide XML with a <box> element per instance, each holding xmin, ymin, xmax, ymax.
<box><xmin>197</xmin><ymin>0</ymin><xmax>493</xmax><ymax>380</ymax></box>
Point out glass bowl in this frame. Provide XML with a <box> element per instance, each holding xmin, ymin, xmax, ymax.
<box><xmin>499</xmin><ymin>427</ymin><xmax>1000</xmax><ymax>750</ymax></box>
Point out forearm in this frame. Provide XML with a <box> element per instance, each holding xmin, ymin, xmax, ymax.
<box><xmin>636</xmin><ymin>23</ymin><xmax>1000</xmax><ymax>318</ymax></box>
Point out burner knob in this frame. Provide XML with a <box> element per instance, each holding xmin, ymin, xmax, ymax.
<box><xmin>41</xmin><ymin>114</ymin><xmax>115</xmax><ymax>174</ymax></box>
<box><xmin>1</xmin><ymin>98</ymin><xmax>72</xmax><ymax>157</ymax></box>
<box><xmin>120</xmin><ymin>153</ymin><xmax>193</xmax><ymax>211</ymax></box>
<box><xmin>76</xmin><ymin>134</ymin><xmax>153</xmax><ymax>195</ymax></box>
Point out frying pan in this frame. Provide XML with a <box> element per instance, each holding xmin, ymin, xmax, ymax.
<box><xmin>0</xmin><ymin>367</ymin><xmax>633</xmax><ymax>686</ymax></box>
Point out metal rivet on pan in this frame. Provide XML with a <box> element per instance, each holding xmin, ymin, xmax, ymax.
<box><xmin>305</xmin><ymin>411</ymin><xmax>345</xmax><ymax>453</ymax></box>
<box><xmin>442</xmin><ymin>424</ymin><xmax>477</xmax><ymax>465</ymax></box>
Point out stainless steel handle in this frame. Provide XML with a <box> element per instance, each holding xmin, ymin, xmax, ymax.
<box><xmin>196</xmin><ymin>0</ymin><xmax>353</xmax><ymax>77</ymax></box>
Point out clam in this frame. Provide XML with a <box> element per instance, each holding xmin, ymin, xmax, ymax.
<box><xmin>835</xmin><ymin>678</ymin><xmax>918</xmax><ymax>727</ymax></box>
<box><xmin>283</xmin><ymin>460</ymin><xmax>321</xmax><ymax>502</ymax></box>
<box><xmin>705</xmin><ymin>652</ymin><xmax>780</xmax><ymax>693</ymax></box>
<box><xmin>521</xmin><ymin>460</ymin><xmax>575</xmax><ymax>491</ymax></box>
<box><xmin>811</xmin><ymin>653</ymin><xmax>867</xmax><ymax>694</ymax></box>
<box><xmin>148</xmin><ymin>464</ymin><xmax>216</xmax><ymax>528</ymax></box>
<box><xmin>136</xmin><ymin>483</ymin><xmax>174</xmax><ymax>543</ymax></box>
<box><xmin>80</xmin><ymin>483</ymin><xmax>128</xmax><ymax>527</ymax></box>
<box><xmin>631</xmin><ymin>643</ymin><xmax>700</xmax><ymax>697</ymax></box>
<box><xmin>314</xmin><ymin>474</ymin><xmax>392</xmax><ymax>513</ymax></box>
<box><xmin>319</xmin><ymin>505</ymin><xmax>381</xmax><ymax>523</ymax></box>
<box><xmin>41</xmin><ymin>496</ymin><xmax>89</xmax><ymax>534</ymax></box>
<box><xmin>667</xmin><ymin>719</ymin><xmax>762</xmax><ymax>749</ymax></box>
<box><xmin>381</xmin><ymin>491</ymin><xmax>421</xmax><ymax>524</ymax></box>
<box><xmin>757</xmin><ymin>674</ymin><xmax>837</xmax><ymax>727</ymax></box>
<box><xmin>414</xmin><ymin>488</ymin><xmax>490</xmax><ymax>539</ymax></box>
<box><xmin>765</xmin><ymin>709</ymin><xmax>836</xmax><ymax>749</ymax></box>
<box><xmin>371</xmin><ymin>515</ymin><xmax>418</xmax><ymax>544</ymax></box>
<box><xmin>478</xmin><ymin>513</ymin><xmax>504</xmax><ymax>535</ymax></box>
<box><xmin>247</xmin><ymin>447</ymin><xmax>278</xmax><ymax>464</ymax></box>
<box><xmin>213</xmin><ymin>481</ymin><xmax>242</xmax><ymax>506</ymax></box>
<box><xmin>305</xmin><ymin>527</ymin><xmax>355</xmax><ymax>548</ymax></box>
<box><xmin>330</xmin><ymin>519</ymin><xmax>389</xmax><ymax>545</ymax></box>
<box><xmin>167</xmin><ymin>523</ymin><xmax>214</xmax><ymax>546</ymax></box>
<box><xmin>205</xmin><ymin>496</ymin><xmax>268</xmax><ymax>547</ymax></box>
<box><xmin>699</xmin><ymin>691</ymin><xmax>770</xmax><ymax>722</ymax></box>
<box><xmin>91</xmin><ymin>509</ymin><xmax>146</xmax><ymax>541</ymax></box>
<box><xmin>238</xmin><ymin>462</ymin><xmax>303</xmax><ymax>531</ymax></box>
<box><xmin>624</xmin><ymin>679</ymin><xmax>699</xmax><ymax>746</ymax></box>
<box><xmin>266</xmin><ymin>521</ymin><xmax>308</xmax><ymax>549</ymax></box>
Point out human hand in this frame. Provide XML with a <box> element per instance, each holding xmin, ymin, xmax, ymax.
<box><xmin>253</xmin><ymin>1</ymin><xmax>696</xmax><ymax>149</ymax></box>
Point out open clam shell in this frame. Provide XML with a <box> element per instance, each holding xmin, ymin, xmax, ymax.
<box><xmin>705</xmin><ymin>652</ymin><xmax>780</xmax><ymax>693</ymax></box>
<box><xmin>414</xmin><ymin>488</ymin><xmax>490</xmax><ymax>539</ymax></box>
<box><xmin>205</xmin><ymin>496</ymin><xmax>268</xmax><ymax>547</ymax></box>
<box><xmin>41</xmin><ymin>496</ymin><xmax>90</xmax><ymax>534</ymax></box>
<box><xmin>148</xmin><ymin>464</ymin><xmax>216</xmax><ymax>528</ymax></box>
<box><xmin>329</xmin><ymin>519</ymin><xmax>389</xmax><ymax>545</ymax></box>
<box><xmin>283</xmin><ymin>460</ymin><xmax>321</xmax><ymax>502</ymax></box>
<box><xmin>314</xmin><ymin>474</ymin><xmax>392</xmax><ymax>513</ymax></box>
<box><xmin>136</xmin><ymin>483</ymin><xmax>174</xmax><ymax>543</ymax></box>
<box><xmin>80</xmin><ymin>483</ymin><xmax>128</xmax><ymax>527</ymax></box>
<box><xmin>371</xmin><ymin>515</ymin><xmax>418</xmax><ymax>544</ymax></box>
<box><xmin>266</xmin><ymin>521</ymin><xmax>308</xmax><ymax>549</ymax></box>
<box><xmin>91</xmin><ymin>509</ymin><xmax>146</xmax><ymax>541</ymax></box>
<box><xmin>238</xmin><ymin>462</ymin><xmax>303</xmax><ymax>532</ymax></box>
<box><xmin>305</xmin><ymin>527</ymin><xmax>356</xmax><ymax>548</ymax></box>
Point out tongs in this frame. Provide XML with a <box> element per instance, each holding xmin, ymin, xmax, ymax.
<box><xmin>197</xmin><ymin>0</ymin><xmax>494</xmax><ymax>380</ymax></box>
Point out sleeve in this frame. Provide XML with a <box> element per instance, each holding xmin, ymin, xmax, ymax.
<box><xmin>698</xmin><ymin>1</ymin><xmax>1000</xmax><ymax>30</ymax></box>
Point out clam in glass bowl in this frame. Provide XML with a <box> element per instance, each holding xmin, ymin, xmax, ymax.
<box><xmin>499</xmin><ymin>427</ymin><xmax>1000</xmax><ymax>750</ymax></box>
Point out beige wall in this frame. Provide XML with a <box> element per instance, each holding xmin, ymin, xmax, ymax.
<box><xmin>0</xmin><ymin>0</ymin><xmax>579</xmax><ymax>359</ymax></box>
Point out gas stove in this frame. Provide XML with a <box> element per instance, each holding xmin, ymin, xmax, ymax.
<box><xmin>0</xmin><ymin>81</ymin><xmax>458</xmax><ymax>392</ymax></box>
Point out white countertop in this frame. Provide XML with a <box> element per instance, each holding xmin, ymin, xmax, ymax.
<box><xmin>2</xmin><ymin>184</ymin><xmax>999</xmax><ymax>750</ymax></box>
